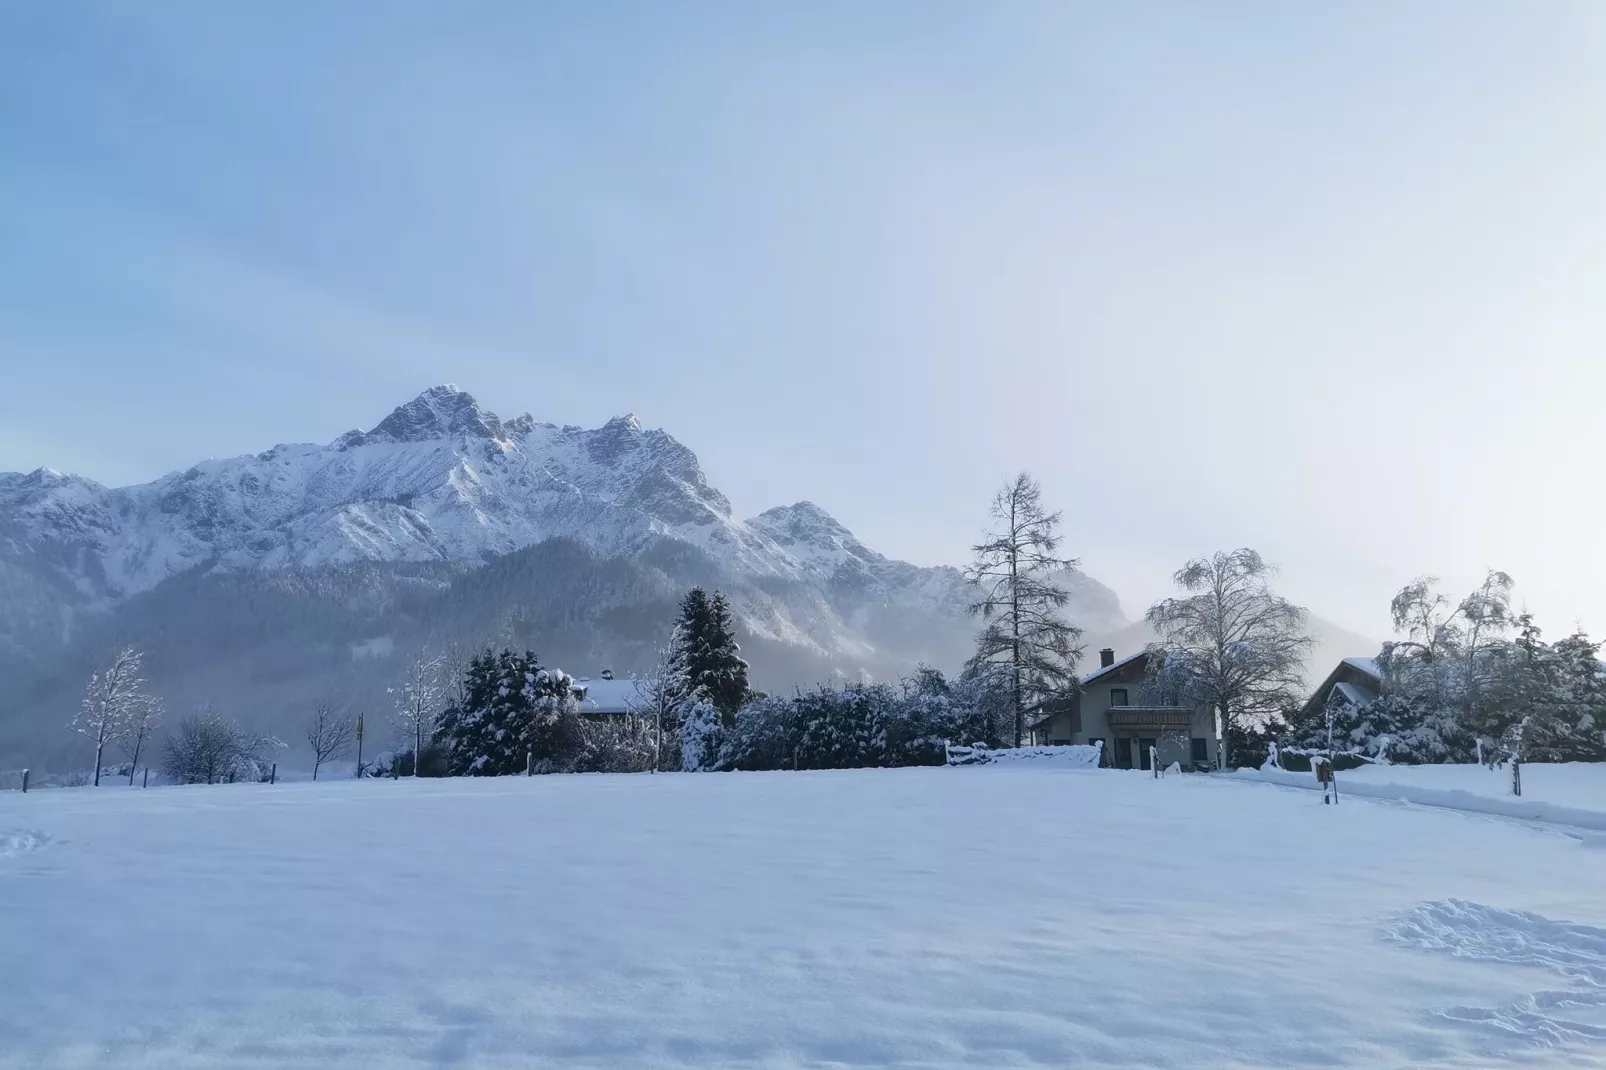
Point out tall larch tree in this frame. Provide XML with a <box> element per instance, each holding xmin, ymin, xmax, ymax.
<box><xmin>965</xmin><ymin>472</ymin><xmax>1083</xmax><ymax>748</ymax></box>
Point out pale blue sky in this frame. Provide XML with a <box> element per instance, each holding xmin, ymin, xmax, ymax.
<box><xmin>3</xmin><ymin>2</ymin><xmax>1604</xmax><ymax>638</ymax></box>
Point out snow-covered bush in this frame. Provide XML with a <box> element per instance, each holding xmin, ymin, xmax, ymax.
<box><xmin>679</xmin><ymin>700</ymin><xmax>725</xmax><ymax>772</ymax></box>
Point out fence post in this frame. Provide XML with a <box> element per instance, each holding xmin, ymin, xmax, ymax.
<box><xmin>526</xmin><ymin>750</ymin><xmax>533</xmax><ymax>777</ymax></box>
<box><xmin>1151</xmin><ymin>746</ymin><xmax>1159</xmax><ymax>778</ymax></box>
<box><xmin>1511</xmin><ymin>758</ymin><xmax>1522</xmax><ymax>797</ymax></box>
<box><xmin>142</xmin><ymin>767</ymin><xmax>149</xmax><ymax>789</ymax></box>
<box><xmin>20</xmin><ymin>769</ymin><xmax>27</xmax><ymax>794</ymax></box>
<box><xmin>270</xmin><ymin>762</ymin><xmax>277</xmax><ymax>785</ymax></box>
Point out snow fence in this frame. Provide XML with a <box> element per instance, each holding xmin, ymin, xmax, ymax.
<box><xmin>947</xmin><ymin>744</ymin><xmax>1103</xmax><ymax>769</ymax></box>
<box><xmin>1230</xmin><ymin>767</ymin><xmax>1606</xmax><ymax>832</ymax></box>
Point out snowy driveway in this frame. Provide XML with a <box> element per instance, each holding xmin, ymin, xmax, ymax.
<box><xmin>2</xmin><ymin>767</ymin><xmax>1603</xmax><ymax>1068</ymax></box>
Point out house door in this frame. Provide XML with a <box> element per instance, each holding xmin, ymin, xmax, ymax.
<box><xmin>1138</xmin><ymin>737</ymin><xmax>1157</xmax><ymax>771</ymax></box>
<box><xmin>1114</xmin><ymin>737</ymin><xmax>1133</xmax><ymax>769</ymax></box>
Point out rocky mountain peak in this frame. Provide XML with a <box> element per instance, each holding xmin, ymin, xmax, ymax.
<box><xmin>601</xmin><ymin>413</ymin><xmax>642</xmax><ymax>432</ymax></box>
<box><xmin>346</xmin><ymin>385</ymin><xmax>507</xmax><ymax>447</ymax></box>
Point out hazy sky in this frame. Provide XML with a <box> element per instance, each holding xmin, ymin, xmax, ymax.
<box><xmin>3</xmin><ymin>2</ymin><xmax>1604</xmax><ymax>640</ymax></box>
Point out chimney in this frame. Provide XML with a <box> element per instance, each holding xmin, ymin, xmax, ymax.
<box><xmin>1099</xmin><ymin>648</ymin><xmax>1115</xmax><ymax>669</ymax></box>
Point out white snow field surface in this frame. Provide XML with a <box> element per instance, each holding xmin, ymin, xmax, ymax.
<box><xmin>3</xmin><ymin>767</ymin><xmax>1605</xmax><ymax>1069</ymax></box>
<box><xmin>1235</xmin><ymin>761</ymin><xmax>1606</xmax><ymax>831</ymax></box>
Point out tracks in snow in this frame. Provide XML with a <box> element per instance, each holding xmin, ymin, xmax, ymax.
<box><xmin>0</xmin><ymin>829</ymin><xmax>49</xmax><ymax>858</ymax></box>
<box><xmin>1383</xmin><ymin>899</ymin><xmax>1606</xmax><ymax>1048</ymax></box>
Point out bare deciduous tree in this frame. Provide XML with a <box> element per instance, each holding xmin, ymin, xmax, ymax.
<box><xmin>118</xmin><ymin>686</ymin><xmax>163</xmax><ymax>785</ymax></box>
<box><xmin>1145</xmin><ymin>548</ymin><xmax>1313</xmax><ymax>770</ymax></box>
<box><xmin>73</xmin><ymin>648</ymin><xmax>160</xmax><ymax>786</ymax></box>
<box><xmin>628</xmin><ymin>623</ymin><xmax>692</xmax><ymax>772</ymax></box>
<box><xmin>304</xmin><ymin>702</ymin><xmax>354</xmax><ymax>781</ymax></box>
<box><xmin>161</xmin><ymin>706</ymin><xmax>282</xmax><ymax>784</ymax></box>
<box><xmin>389</xmin><ymin>647</ymin><xmax>447</xmax><ymax>776</ymax></box>
<box><xmin>965</xmin><ymin>472</ymin><xmax>1083</xmax><ymax>747</ymax></box>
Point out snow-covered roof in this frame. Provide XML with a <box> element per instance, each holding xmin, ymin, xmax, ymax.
<box><xmin>1342</xmin><ymin>656</ymin><xmax>1381</xmax><ymax>680</ymax></box>
<box><xmin>574</xmin><ymin>677</ymin><xmax>642</xmax><ymax>715</ymax></box>
<box><xmin>1080</xmin><ymin>651</ymin><xmax>1147</xmax><ymax>687</ymax></box>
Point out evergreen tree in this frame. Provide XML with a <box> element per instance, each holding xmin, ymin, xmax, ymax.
<box><xmin>795</xmin><ymin>684</ymin><xmax>896</xmax><ymax>770</ymax></box>
<box><xmin>673</xmin><ymin>587</ymin><xmax>751</xmax><ymax>718</ymax></box>
<box><xmin>679</xmin><ymin>699</ymin><xmax>726</xmax><ymax>771</ymax></box>
<box><xmin>434</xmin><ymin>648</ymin><xmax>581</xmax><ymax>775</ymax></box>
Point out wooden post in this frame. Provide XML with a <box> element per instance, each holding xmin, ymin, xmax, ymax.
<box><xmin>142</xmin><ymin>767</ymin><xmax>149</xmax><ymax>789</ymax></box>
<box><xmin>526</xmin><ymin>750</ymin><xmax>533</xmax><ymax>777</ymax></box>
<box><xmin>270</xmin><ymin>762</ymin><xmax>277</xmax><ymax>785</ymax></box>
<box><xmin>20</xmin><ymin>769</ymin><xmax>27</xmax><ymax>794</ymax></box>
<box><xmin>1151</xmin><ymin>746</ymin><xmax>1159</xmax><ymax>778</ymax></box>
<box><xmin>1511</xmin><ymin>758</ymin><xmax>1522</xmax><ymax>797</ymax></box>
<box><xmin>354</xmin><ymin>713</ymin><xmax>365</xmax><ymax>779</ymax></box>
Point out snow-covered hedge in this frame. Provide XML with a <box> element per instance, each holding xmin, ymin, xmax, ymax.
<box><xmin>947</xmin><ymin>744</ymin><xmax>1103</xmax><ymax>769</ymax></box>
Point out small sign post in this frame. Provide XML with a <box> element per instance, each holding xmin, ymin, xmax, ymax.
<box><xmin>354</xmin><ymin>713</ymin><xmax>365</xmax><ymax>779</ymax></box>
<box><xmin>1314</xmin><ymin>756</ymin><xmax>1337</xmax><ymax>805</ymax></box>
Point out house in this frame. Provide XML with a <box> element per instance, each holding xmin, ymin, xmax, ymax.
<box><xmin>572</xmin><ymin>672</ymin><xmax>641</xmax><ymax>716</ymax></box>
<box><xmin>1296</xmin><ymin>656</ymin><xmax>1382</xmax><ymax>724</ymax></box>
<box><xmin>1029</xmin><ymin>648</ymin><xmax>1217</xmax><ymax>770</ymax></box>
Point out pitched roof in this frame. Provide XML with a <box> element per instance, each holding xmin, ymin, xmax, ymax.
<box><xmin>1079</xmin><ymin>651</ymin><xmax>1148</xmax><ymax>687</ymax></box>
<box><xmin>574</xmin><ymin>677</ymin><xmax>641</xmax><ymax>715</ymax></box>
<box><xmin>1341</xmin><ymin>656</ymin><xmax>1381</xmax><ymax>680</ymax></box>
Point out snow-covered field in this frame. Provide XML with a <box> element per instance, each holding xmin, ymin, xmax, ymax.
<box><xmin>3</xmin><ymin>765</ymin><xmax>1605</xmax><ymax>1069</ymax></box>
<box><xmin>1236</xmin><ymin>761</ymin><xmax>1606</xmax><ymax>831</ymax></box>
<box><xmin>1338</xmin><ymin>760</ymin><xmax>1605</xmax><ymax>810</ymax></box>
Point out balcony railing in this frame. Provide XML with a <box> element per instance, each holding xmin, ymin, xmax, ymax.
<box><xmin>1105</xmin><ymin>706</ymin><xmax>1195</xmax><ymax>730</ymax></box>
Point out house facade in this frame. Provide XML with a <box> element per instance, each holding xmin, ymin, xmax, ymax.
<box><xmin>1029</xmin><ymin>648</ymin><xmax>1217</xmax><ymax>770</ymax></box>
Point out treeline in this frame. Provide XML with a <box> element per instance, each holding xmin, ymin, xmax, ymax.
<box><xmin>1286</xmin><ymin>573</ymin><xmax>1606</xmax><ymax>764</ymax></box>
<box><xmin>422</xmin><ymin>588</ymin><xmax>1020</xmax><ymax>776</ymax></box>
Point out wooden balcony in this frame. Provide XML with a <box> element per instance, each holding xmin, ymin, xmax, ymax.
<box><xmin>1105</xmin><ymin>706</ymin><xmax>1196</xmax><ymax>731</ymax></box>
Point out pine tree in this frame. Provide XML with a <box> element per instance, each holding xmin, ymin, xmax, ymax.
<box><xmin>674</xmin><ymin>587</ymin><xmax>751</xmax><ymax>718</ymax></box>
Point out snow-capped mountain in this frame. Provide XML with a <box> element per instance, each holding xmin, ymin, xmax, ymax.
<box><xmin>1</xmin><ymin>386</ymin><xmax>1125</xmax><ymax>647</ymax></box>
<box><xmin>0</xmin><ymin>386</ymin><xmax>1132</xmax><ymax>763</ymax></box>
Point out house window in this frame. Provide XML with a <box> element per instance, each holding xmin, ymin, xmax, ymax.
<box><xmin>1191</xmin><ymin>737</ymin><xmax>1208</xmax><ymax>763</ymax></box>
<box><xmin>1109</xmin><ymin>688</ymin><xmax>1129</xmax><ymax>707</ymax></box>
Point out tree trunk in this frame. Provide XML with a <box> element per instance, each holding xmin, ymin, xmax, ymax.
<box><xmin>94</xmin><ymin>738</ymin><xmax>104</xmax><ymax>786</ymax></box>
<box><xmin>127</xmin><ymin>735</ymin><xmax>143</xmax><ymax>785</ymax></box>
<box><xmin>312</xmin><ymin>759</ymin><xmax>321</xmax><ymax>781</ymax></box>
<box><xmin>1010</xmin><ymin>522</ymin><xmax>1022</xmax><ymax>748</ymax></box>
<box><xmin>1216</xmin><ymin>702</ymin><xmax>1230</xmax><ymax>772</ymax></box>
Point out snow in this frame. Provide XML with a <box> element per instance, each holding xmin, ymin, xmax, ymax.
<box><xmin>1235</xmin><ymin>764</ymin><xmax>1606</xmax><ymax>831</ymax></box>
<box><xmin>1</xmin><ymin>387</ymin><xmax>997</xmax><ymax>662</ymax></box>
<box><xmin>946</xmin><ymin>743</ymin><xmax>1102</xmax><ymax>767</ymax></box>
<box><xmin>1242</xmin><ymin>760</ymin><xmax>1606</xmax><ymax>813</ymax></box>
<box><xmin>573</xmin><ymin>676</ymin><xmax>641</xmax><ymax>714</ymax></box>
<box><xmin>4</xmin><ymin>766</ymin><xmax>1605</xmax><ymax>1068</ymax></box>
<box><xmin>1343</xmin><ymin>655</ymin><xmax>1382</xmax><ymax>678</ymax></box>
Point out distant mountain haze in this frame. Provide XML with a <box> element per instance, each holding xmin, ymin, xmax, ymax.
<box><xmin>0</xmin><ymin>386</ymin><xmax>1371</xmax><ymax>769</ymax></box>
